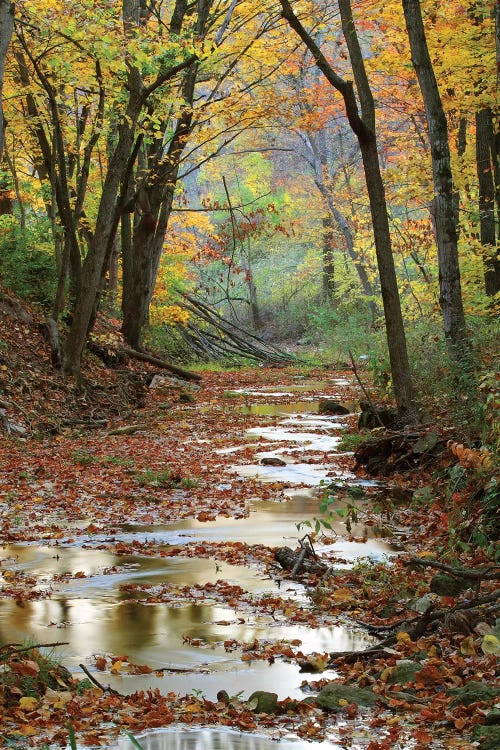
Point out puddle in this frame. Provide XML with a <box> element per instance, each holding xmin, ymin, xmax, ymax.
<box><xmin>240</xmin><ymin>401</ymin><xmax>319</xmax><ymax>415</ymax></box>
<box><xmin>95</xmin><ymin>727</ymin><xmax>347</xmax><ymax>750</ymax></box>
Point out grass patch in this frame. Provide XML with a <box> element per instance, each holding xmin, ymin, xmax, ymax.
<box><xmin>135</xmin><ymin>467</ymin><xmax>198</xmax><ymax>490</ymax></box>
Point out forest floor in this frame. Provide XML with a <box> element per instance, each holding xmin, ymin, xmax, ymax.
<box><xmin>0</xmin><ymin>292</ymin><xmax>498</xmax><ymax>750</ymax></box>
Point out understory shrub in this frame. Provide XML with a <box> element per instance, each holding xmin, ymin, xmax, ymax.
<box><xmin>0</xmin><ymin>217</ymin><xmax>57</xmax><ymax>307</ymax></box>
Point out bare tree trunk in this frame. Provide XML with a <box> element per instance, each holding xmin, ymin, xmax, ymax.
<box><xmin>476</xmin><ymin>108</ymin><xmax>500</xmax><ymax>296</ymax></box>
<box><xmin>279</xmin><ymin>0</ymin><xmax>415</xmax><ymax>418</ymax></box>
<box><xmin>0</xmin><ymin>0</ymin><xmax>13</xmax><ymax>159</ymax></box>
<box><xmin>322</xmin><ymin>214</ymin><xmax>335</xmax><ymax>301</ymax></box>
<box><xmin>63</xmin><ymin>85</ymin><xmax>143</xmax><ymax>375</ymax></box>
<box><xmin>402</xmin><ymin>0</ymin><xmax>469</xmax><ymax>361</ymax></box>
<box><xmin>121</xmin><ymin>1</ymin><xmax>210</xmax><ymax>349</ymax></box>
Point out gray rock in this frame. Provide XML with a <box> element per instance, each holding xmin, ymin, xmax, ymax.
<box><xmin>386</xmin><ymin>660</ymin><xmax>423</xmax><ymax>685</ymax></box>
<box><xmin>316</xmin><ymin>682</ymin><xmax>377</xmax><ymax>711</ymax></box>
<box><xmin>430</xmin><ymin>573</ymin><xmax>472</xmax><ymax>596</ymax></box>
<box><xmin>448</xmin><ymin>681</ymin><xmax>500</xmax><ymax>707</ymax></box>
<box><xmin>318</xmin><ymin>399</ymin><xmax>350</xmax><ymax>415</ymax></box>
<box><xmin>247</xmin><ymin>691</ymin><xmax>278</xmax><ymax>714</ymax></box>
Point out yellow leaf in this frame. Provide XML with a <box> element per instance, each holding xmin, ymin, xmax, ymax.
<box><xmin>481</xmin><ymin>635</ymin><xmax>500</xmax><ymax>655</ymax></box>
<box><xmin>184</xmin><ymin>703</ymin><xmax>201</xmax><ymax>713</ymax></box>
<box><xmin>19</xmin><ymin>696</ymin><xmax>39</xmax><ymax>711</ymax></box>
<box><xmin>460</xmin><ymin>636</ymin><xmax>476</xmax><ymax>656</ymax></box>
<box><xmin>380</xmin><ymin>667</ymin><xmax>393</xmax><ymax>682</ymax></box>
<box><xmin>338</xmin><ymin>698</ymin><xmax>349</xmax><ymax>706</ymax></box>
<box><xmin>331</xmin><ymin>588</ymin><xmax>354</xmax><ymax>601</ymax></box>
<box><xmin>13</xmin><ymin>726</ymin><xmax>38</xmax><ymax>737</ymax></box>
<box><xmin>44</xmin><ymin>689</ymin><xmax>73</xmax><ymax>708</ymax></box>
<box><xmin>396</xmin><ymin>631</ymin><xmax>412</xmax><ymax>643</ymax></box>
<box><xmin>110</xmin><ymin>660</ymin><xmax>123</xmax><ymax>674</ymax></box>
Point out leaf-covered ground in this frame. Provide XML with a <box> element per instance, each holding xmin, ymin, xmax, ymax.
<box><xmin>0</xmin><ymin>301</ymin><xmax>498</xmax><ymax>750</ymax></box>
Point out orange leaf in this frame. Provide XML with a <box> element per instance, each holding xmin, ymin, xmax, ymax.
<box><xmin>12</xmin><ymin>660</ymin><xmax>40</xmax><ymax>677</ymax></box>
<box><xmin>95</xmin><ymin>656</ymin><xmax>107</xmax><ymax>671</ymax></box>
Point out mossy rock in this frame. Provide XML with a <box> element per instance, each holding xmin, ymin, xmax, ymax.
<box><xmin>448</xmin><ymin>681</ymin><xmax>500</xmax><ymax>707</ymax></box>
<box><xmin>316</xmin><ymin>683</ymin><xmax>377</xmax><ymax>711</ymax></box>
<box><xmin>484</xmin><ymin>709</ymin><xmax>500</xmax><ymax>726</ymax></box>
<box><xmin>429</xmin><ymin>573</ymin><xmax>472</xmax><ymax>596</ymax></box>
<box><xmin>386</xmin><ymin>660</ymin><xmax>423</xmax><ymax>685</ymax></box>
<box><xmin>472</xmin><ymin>724</ymin><xmax>500</xmax><ymax>750</ymax></box>
<box><xmin>248</xmin><ymin>691</ymin><xmax>278</xmax><ymax>714</ymax></box>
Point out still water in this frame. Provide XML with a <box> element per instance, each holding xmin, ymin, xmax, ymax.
<box><xmin>2</xmin><ymin>391</ymin><xmax>390</xmax><ymax>749</ymax></box>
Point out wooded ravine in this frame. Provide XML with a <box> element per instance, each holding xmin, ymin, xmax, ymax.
<box><xmin>0</xmin><ymin>1</ymin><xmax>498</xmax><ymax>749</ymax></box>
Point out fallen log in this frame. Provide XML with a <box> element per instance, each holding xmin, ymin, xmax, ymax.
<box><xmin>274</xmin><ymin>546</ymin><xmax>327</xmax><ymax>576</ymax></box>
<box><xmin>120</xmin><ymin>347</ymin><xmax>201</xmax><ymax>382</ymax></box>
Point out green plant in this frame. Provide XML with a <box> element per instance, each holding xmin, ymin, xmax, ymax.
<box><xmin>71</xmin><ymin>450</ymin><xmax>95</xmax><ymax>466</ymax></box>
<box><xmin>67</xmin><ymin>722</ymin><xmax>78</xmax><ymax>750</ymax></box>
<box><xmin>0</xmin><ymin>642</ymin><xmax>71</xmax><ymax>700</ymax></box>
<box><xmin>180</xmin><ymin>476</ymin><xmax>199</xmax><ymax>489</ymax></box>
<box><xmin>123</xmin><ymin>730</ymin><xmax>146</xmax><ymax>749</ymax></box>
<box><xmin>135</xmin><ymin>467</ymin><xmax>198</xmax><ymax>490</ymax></box>
<box><xmin>479</xmin><ymin>371</ymin><xmax>500</xmax><ymax>451</ymax></box>
<box><xmin>337</xmin><ymin>433</ymin><xmax>370</xmax><ymax>452</ymax></box>
<box><xmin>0</xmin><ymin>216</ymin><xmax>57</xmax><ymax>307</ymax></box>
<box><xmin>100</xmin><ymin>455</ymin><xmax>135</xmax><ymax>467</ymax></box>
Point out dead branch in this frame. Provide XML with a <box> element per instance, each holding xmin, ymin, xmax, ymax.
<box><xmin>0</xmin><ymin>642</ymin><xmax>69</xmax><ymax>659</ymax></box>
<box><xmin>404</xmin><ymin>558</ymin><xmax>500</xmax><ymax>580</ymax></box>
<box><xmin>120</xmin><ymin>347</ymin><xmax>201</xmax><ymax>381</ymax></box>
<box><xmin>329</xmin><ymin>589</ymin><xmax>500</xmax><ymax>664</ymax></box>
<box><xmin>79</xmin><ymin>663</ymin><xmax>121</xmax><ymax>695</ymax></box>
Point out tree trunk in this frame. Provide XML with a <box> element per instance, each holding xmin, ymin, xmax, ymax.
<box><xmin>0</xmin><ymin>0</ymin><xmax>13</xmax><ymax>158</ymax></box>
<box><xmin>321</xmin><ymin>214</ymin><xmax>336</xmax><ymax>301</ymax></box>
<box><xmin>475</xmin><ymin>108</ymin><xmax>500</xmax><ymax>296</ymax></box>
<box><xmin>402</xmin><ymin>0</ymin><xmax>469</xmax><ymax>361</ymax></box>
<box><xmin>63</xmin><ymin>87</ymin><xmax>143</xmax><ymax>375</ymax></box>
<box><xmin>280</xmin><ymin>0</ymin><xmax>415</xmax><ymax>418</ymax></box>
<box><xmin>121</xmin><ymin>3</ymin><xmax>207</xmax><ymax>349</ymax></box>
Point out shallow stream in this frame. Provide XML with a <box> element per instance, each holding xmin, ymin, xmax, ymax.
<box><xmin>0</xmin><ymin>382</ymin><xmax>392</xmax><ymax>749</ymax></box>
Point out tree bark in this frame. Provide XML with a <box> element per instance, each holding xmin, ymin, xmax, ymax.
<box><xmin>0</xmin><ymin>0</ymin><xmax>13</xmax><ymax>158</ymax></box>
<box><xmin>280</xmin><ymin>0</ymin><xmax>416</xmax><ymax>419</ymax></box>
<box><xmin>475</xmin><ymin>108</ymin><xmax>500</xmax><ymax>296</ymax></box>
<box><xmin>321</xmin><ymin>215</ymin><xmax>336</xmax><ymax>300</ymax></box>
<box><xmin>402</xmin><ymin>0</ymin><xmax>469</xmax><ymax>361</ymax></box>
<box><xmin>121</xmin><ymin>1</ymin><xmax>210</xmax><ymax>349</ymax></box>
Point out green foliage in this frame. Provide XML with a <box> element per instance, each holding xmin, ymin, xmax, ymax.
<box><xmin>479</xmin><ymin>370</ymin><xmax>500</xmax><ymax>451</ymax></box>
<box><xmin>406</xmin><ymin>319</ymin><xmax>496</xmax><ymax>444</ymax></box>
<box><xmin>135</xmin><ymin>467</ymin><xmax>198</xmax><ymax>490</ymax></box>
<box><xmin>0</xmin><ymin>218</ymin><xmax>57</xmax><ymax>308</ymax></box>
<box><xmin>0</xmin><ymin>642</ymin><xmax>68</xmax><ymax>699</ymax></box>
<box><xmin>337</xmin><ymin>433</ymin><xmax>370</xmax><ymax>452</ymax></box>
<box><xmin>71</xmin><ymin>450</ymin><xmax>95</xmax><ymax>466</ymax></box>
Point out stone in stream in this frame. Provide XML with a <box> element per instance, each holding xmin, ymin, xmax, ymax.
<box><xmin>318</xmin><ymin>399</ymin><xmax>350</xmax><ymax>415</ymax></box>
<box><xmin>260</xmin><ymin>457</ymin><xmax>287</xmax><ymax>466</ymax></box>
<box><xmin>247</xmin><ymin>691</ymin><xmax>279</xmax><ymax>714</ymax></box>
<box><xmin>316</xmin><ymin>682</ymin><xmax>377</xmax><ymax>711</ymax></box>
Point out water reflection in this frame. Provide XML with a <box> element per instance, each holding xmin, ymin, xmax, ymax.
<box><xmin>104</xmin><ymin>728</ymin><xmax>344</xmax><ymax>750</ymax></box>
<box><xmin>1</xmin><ymin>384</ymin><xmax>387</xmax><ymax>709</ymax></box>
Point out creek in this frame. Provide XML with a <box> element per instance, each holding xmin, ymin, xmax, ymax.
<box><xmin>0</xmin><ymin>382</ymin><xmax>393</xmax><ymax>749</ymax></box>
